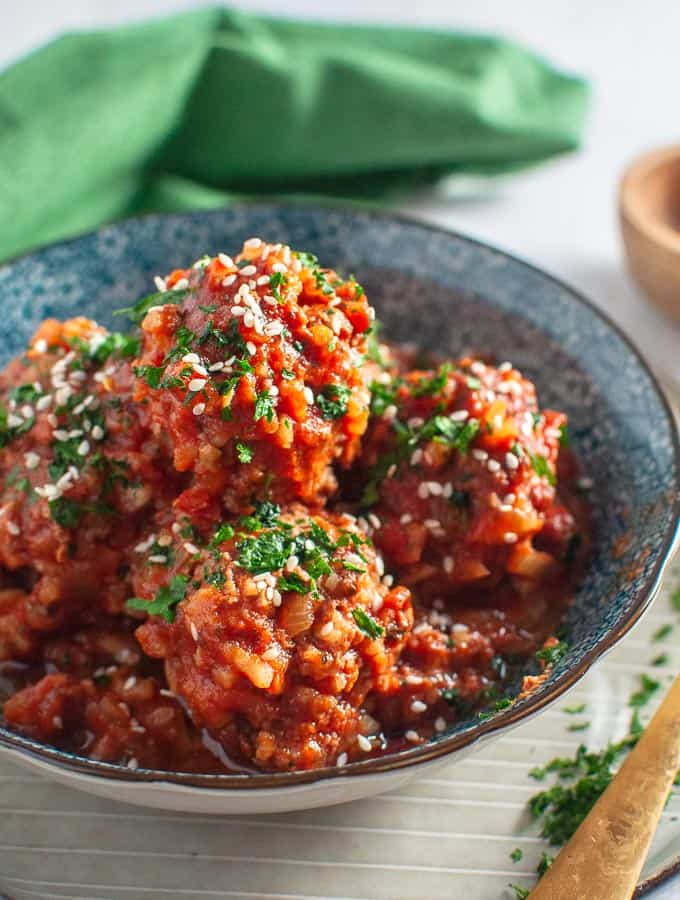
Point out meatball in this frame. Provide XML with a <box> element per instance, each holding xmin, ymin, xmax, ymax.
<box><xmin>133</xmin><ymin>239</ymin><xmax>372</xmax><ymax>519</ymax></box>
<box><xmin>355</xmin><ymin>358</ymin><xmax>576</xmax><ymax>598</ymax></box>
<box><xmin>133</xmin><ymin>504</ymin><xmax>413</xmax><ymax>771</ymax></box>
<box><xmin>0</xmin><ymin>317</ymin><xmax>173</xmax><ymax>658</ymax></box>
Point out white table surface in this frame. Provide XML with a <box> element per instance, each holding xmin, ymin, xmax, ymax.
<box><xmin>1</xmin><ymin>3</ymin><xmax>679</xmax><ymax>899</ymax></box>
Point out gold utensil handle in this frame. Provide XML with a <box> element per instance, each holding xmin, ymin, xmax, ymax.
<box><xmin>529</xmin><ymin>674</ymin><xmax>680</xmax><ymax>900</ymax></box>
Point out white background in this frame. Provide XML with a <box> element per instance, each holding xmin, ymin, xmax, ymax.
<box><xmin>3</xmin><ymin>0</ymin><xmax>680</xmax><ymax>387</ymax></box>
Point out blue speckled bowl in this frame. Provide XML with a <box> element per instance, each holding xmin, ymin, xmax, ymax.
<box><xmin>0</xmin><ymin>204</ymin><xmax>677</xmax><ymax>815</ymax></box>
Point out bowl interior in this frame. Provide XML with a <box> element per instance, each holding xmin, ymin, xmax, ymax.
<box><xmin>0</xmin><ymin>204</ymin><xmax>677</xmax><ymax>782</ymax></box>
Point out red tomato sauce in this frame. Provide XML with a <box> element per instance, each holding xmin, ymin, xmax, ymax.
<box><xmin>0</xmin><ymin>240</ymin><xmax>589</xmax><ymax>773</ymax></box>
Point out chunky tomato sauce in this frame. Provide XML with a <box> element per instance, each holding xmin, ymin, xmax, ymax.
<box><xmin>0</xmin><ymin>240</ymin><xmax>589</xmax><ymax>773</ymax></box>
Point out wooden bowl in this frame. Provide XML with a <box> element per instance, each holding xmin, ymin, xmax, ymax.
<box><xmin>619</xmin><ymin>144</ymin><xmax>680</xmax><ymax>322</ymax></box>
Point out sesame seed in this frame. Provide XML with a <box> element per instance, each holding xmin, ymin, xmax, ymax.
<box><xmin>34</xmin><ymin>339</ymin><xmax>48</xmax><ymax>353</ymax></box>
<box><xmin>411</xmin><ymin>700</ymin><xmax>427</xmax><ymax>713</ymax></box>
<box><xmin>257</xmin><ymin>275</ymin><xmax>270</xmax><ymax>286</ymax></box>
<box><xmin>386</xmin><ymin>464</ymin><xmax>397</xmax><ymax>478</ymax></box>
<box><xmin>434</xmin><ymin>717</ymin><xmax>447</xmax><ymax>732</ymax></box>
<box><xmin>320</xmin><ymin>621</ymin><xmax>334</xmax><ymax>637</ymax></box>
<box><xmin>189</xmin><ymin>622</ymin><xmax>199</xmax><ymax>642</ymax></box>
<box><xmin>7</xmin><ymin>413</ymin><xmax>23</xmax><ymax>428</ymax></box>
<box><xmin>405</xmin><ymin>674</ymin><xmax>423</xmax><ymax>685</ymax></box>
<box><xmin>36</xmin><ymin>395</ymin><xmax>52</xmax><ymax>411</ymax></box>
<box><xmin>188</xmin><ymin>378</ymin><xmax>207</xmax><ymax>393</ymax></box>
<box><xmin>417</xmin><ymin>482</ymin><xmax>430</xmax><ymax>500</ymax></box>
<box><xmin>285</xmin><ymin>555</ymin><xmax>299</xmax><ymax>571</ymax></box>
<box><xmin>503</xmin><ymin>532</ymin><xmax>518</xmax><ymax>544</ymax></box>
<box><xmin>219</xmin><ymin>253</ymin><xmax>235</xmax><ymax>267</ymax></box>
<box><xmin>578</xmin><ymin>477</ymin><xmax>594</xmax><ymax>490</ymax></box>
<box><xmin>382</xmin><ymin>574</ymin><xmax>394</xmax><ymax>587</ymax></box>
<box><xmin>498</xmin><ymin>361</ymin><xmax>512</xmax><ymax>372</ymax></box>
<box><xmin>123</xmin><ymin>676</ymin><xmax>136</xmax><ymax>691</ymax></box>
<box><xmin>487</xmin><ymin>459</ymin><xmax>501</xmax><ymax>473</ymax></box>
<box><xmin>303</xmin><ymin>387</ymin><xmax>314</xmax><ymax>404</ymax></box>
<box><xmin>24</xmin><ymin>451</ymin><xmax>40</xmax><ymax>469</ymax></box>
<box><xmin>357</xmin><ymin>734</ymin><xmax>372</xmax><ymax>752</ymax></box>
<box><xmin>411</xmin><ymin>448</ymin><xmax>423</xmax><ymax>466</ymax></box>
<box><xmin>472</xmin><ymin>449</ymin><xmax>488</xmax><ymax>461</ymax></box>
<box><xmin>470</xmin><ymin>361</ymin><xmax>486</xmax><ymax>375</ymax></box>
<box><xmin>383</xmin><ymin>404</ymin><xmax>397</xmax><ymax>420</ymax></box>
<box><xmin>240</xmin><ymin>265</ymin><xmax>257</xmax><ymax>277</ymax></box>
<box><xmin>368</xmin><ymin>513</ymin><xmax>381</xmax><ymax>529</ymax></box>
<box><xmin>192</xmin><ymin>403</ymin><xmax>206</xmax><ymax>416</ymax></box>
<box><xmin>160</xmin><ymin>689</ymin><xmax>175</xmax><ymax>699</ymax></box>
<box><xmin>244</xmin><ymin>238</ymin><xmax>262</xmax><ymax>249</ymax></box>
<box><xmin>264</xmin><ymin>321</ymin><xmax>284</xmax><ymax>337</ymax></box>
<box><xmin>405</xmin><ymin>730</ymin><xmax>420</xmax><ymax>743</ymax></box>
<box><xmin>156</xmin><ymin>534</ymin><xmax>172</xmax><ymax>547</ymax></box>
<box><xmin>153</xmin><ymin>275</ymin><xmax>167</xmax><ymax>292</ymax></box>
<box><xmin>443</xmin><ymin>556</ymin><xmax>454</xmax><ymax>573</ymax></box>
<box><xmin>400</xmin><ymin>514</ymin><xmax>412</xmax><ymax>524</ymax></box>
<box><xmin>246</xmin><ymin>342</ymin><xmax>257</xmax><ymax>356</ymax></box>
<box><xmin>77</xmin><ymin>440</ymin><xmax>90</xmax><ymax>456</ymax></box>
<box><xmin>272</xmin><ymin>591</ymin><xmax>282</xmax><ymax>607</ymax></box>
<box><xmin>262</xmin><ymin>645</ymin><xmax>278</xmax><ymax>661</ymax></box>
<box><xmin>174</xmin><ymin>277</ymin><xmax>189</xmax><ymax>290</ymax></box>
<box><xmin>424</xmin><ymin>518</ymin><xmax>441</xmax><ymax>530</ymax></box>
<box><xmin>271</xmin><ymin>262</ymin><xmax>288</xmax><ymax>273</ymax></box>
<box><xmin>53</xmin><ymin>715</ymin><xmax>63</xmax><ymax>729</ymax></box>
<box><xmin>336</xmin><ymin>752</ymin><xmax>348</xmax><ymax>767</ymax></box>
<box><xmin>208</xmin><ymin>361</ymin><xmax>225</xmax><ymax>373</ymax></box>
<box><xmin>428</xmin><ymin>481</ymin><xmax>443</xmax><ymax>496</ymax></box>
<box><xmin>53</xmin><ymin>429</ymin><xmax>69</xmax><ymax>441</ymax></box>
<box><xmin>148</xmin><ymin>554</ymin><xmax>168</xmax><ymax>564</ymax></box>
<box><xmin>442</xmin><ymin>483</ymin><xmax>453</xmax><ymax>499</ymax></box>
<box><xmin>450</xmin><ymin>409</ymin><xmax>469</xmax><ymax>421</ymax></box>
<box><xmin>127</xmin><ymin>757</ymin><xmax>139</xmax><ymax>770</ymax></box>
<box><xmin>184</xmin><ymin>542</ymin><xmax>200</xmax><ymax>556</ymax></box>
<box><xmin>7</xmin><ymin>521</ymin><xmax>20</xmax><ymax>536</ymax></box>
<box><xmin>503</xmin><ymin>493</ymin><xmax>517</xmax><ymax>505</ymax></box>
<box><xmin>182</xmin><ymin>353</ymin><xmax>200</xmax><ymax>365</ymax></box>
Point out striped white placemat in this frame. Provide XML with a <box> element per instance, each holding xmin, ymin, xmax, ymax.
<box><xmin>0</xmin><ymin>549</ymin><xmax>677</xmax><ymax>900</ymax></box>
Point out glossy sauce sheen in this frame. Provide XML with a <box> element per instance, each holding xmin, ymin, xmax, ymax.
<box><xmin>0</xmin><ymin>240</ymin><xmax>589</xmax><ymax>773</ymax></box>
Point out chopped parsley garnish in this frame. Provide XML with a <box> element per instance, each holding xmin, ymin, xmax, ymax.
<box><xmin>478</xmin><ymin>697</ymin><xmax>513</xmax><ymax>720</ymax></box>
<box><xmin>269</xmin><ymin>271</ymin><xmax>286</xmax><ymax>302</ymax></box>
<box><xmin>134</xmin><ymin>365</ymin><xmax>165</xmax><ymax>389</ymax></box>
<box><xmin>509</xmin><ymin>886</ymin><xmax>529</xmax><ymax>899</ymax></box>
<box><xmin>537</xmin><ymin>853</ymin><xmax>554</xmax><ymax>878</ymax></box>
<box><xmin>564</xmin><ymin>703</ymin><xmax>586</xmax><ymax>715</ymax></box>
<box><xmin>277</xmin><ymin>572</ymin><xmax>310</xmax><ymax>594</ymax></box>
<box><xmin>558</xmin><ymin>423</ymin><xmax>570</xmax><ymax>447</ymax></box>
<box><xmin>247</xmin><ymin>501</ymin><xmax>282</xmax><ymax>529</ymax></box>
<box><xmin>236</xmin><ymin>442</ymin><xmax>254</xmax><ymax>464</ymax></box>
<box><xmin>671</xmin><ymin>587</ymin><xmax>680</xmax><ymax>612</ymax></box>
<box><xmin>126</xmin><ymin>575</ymin><xmax>189</xmax><ymax>623</ymax></box>
<box><xmin>365</xmin><ymin>321</ymin><xmax>388</xmax><ymax>369</ymax></box>
<box><xmin>535</xmin><ymin>641</ymin><xmax>567</xmax><ymax>667</ymax></box>
<box><xmin>629</xmin><ymin>673</ymin><xmax>660</xmax><ymax>707</ymax></box>
<box><xmin>237</xmin><ymin>529</ymin><xmax>291</xmax><ymax>575</ymax></box>
<box><xmin>361</xmin><ymin>414</ymin><xmax>480</xmax><ymax>507</ymax></box>
<box><xmin>90</xmin><ymin>332</ymin><xmax>139</xmax><ymax>365</ymax></box>
<box><xmin>205</xmin><ymin>569</ymin><xmax>226</xmax><ymax>588</ymax></box>
<box><xmin>281</xmin><ymin>368</ymin><xmax>295</xmax><ymax>380</ymax></box>
<box><xmin>651</xmin><ymin>653</ymin><xmax>669</xmax><ymax>667</ymax></box>
<box><xmin>510</xmin><ymin>848</ymin><xmax>523</xmax><ymax>863</ymax></box>
<box><xmin>351</xmin><ymin>607</ymin><xmax>384</xmax><ymax>639</ymax></box>
<box><xmin>411</xmin><ymin>364</ymin><xmax>451</xmax><ymax>398</ymax></box>
<box><xmin>211</xmin><ymin>522</ymin><xmax>235</xmax><ymax>548</ymax></box>
<box><xmin>10</xmin><ymin>383</ymin><xmax>43</xmax><ymax>405</ymax></box>
<box><xmin>370</xmin><ymin>379</ymin><xmax>401</xmax><ymax>417</ymax></box>
<box><xmin>529</xmin><ymin>453</ymin><xmax>556</xmax><ymax>487</ymax></box>
<box><xmin>341</xmin><ymin>560</ymin><xmax>366</xmax><ymax>573</ymax></box>
<box><xmin>254</xmin><ymin>391</ymin><xmax>276</xmax><ymax>422</ymax></box>
<box><xmin>49</xmin><ymin>497</ymin><xmax>82</xmax><ymax>528</ymax></box>
<box><xmin>465</xmin><ymin>375</ymin><xmax>482</xmax><ymax>390</ymax></box>
<box><xmin>567</xmin><ymin>721</ymin><xmax>590</xmax><ymax>732</ymax></box>
<box><xmin>316</xmin><ymin>384</ymin><xmax>351</xmax><ymax>420</ymax></box>
<box><xmin>115</xmin><ymin>287</ymin><xmax>187</xmax><ymax>325</ymax></box>
<box><xmin>652</xmin><ymin>623</ymin><xmax>673</xmax><ymax>642</ymax></box>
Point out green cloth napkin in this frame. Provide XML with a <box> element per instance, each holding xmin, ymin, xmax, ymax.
<box><xmin>0</xmin><ymin>7</ymin><xmax>588</xmax><ymax>262</ymax></box>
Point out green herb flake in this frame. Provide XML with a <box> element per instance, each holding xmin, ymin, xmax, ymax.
<box><xmin>509</xmin><ymin>848</ymin><xmax>523</xmax><ymax>863</ymax></box>
<box><xmin>629</xmin><ymin>673</ymin><xmax>660</xmax><ymax>708</ymax></box>
<box><xmin>254</xmin><ymin>391</ymin><xmax>276</xmax><ymax>423</ymax></box>
<box><xmin>341</xmin><ymin>560</ymin><xmax>366</xmax><ymax>573</ymax></box>
<box><xmin>651</xmin><ymin>653</ymin><xmax>670</xmax><ymax>667</ymax></box>
<box><xmin>558</xmin><ymin>423</ymin><xmax>570</xmax><ymax>447</ymax></box>
<box><xmin>567</xmin><ymin>721</ymin><xmax>590</xmax><ymax>732</ymax></box>
<box><xmin>351</xmin><ymin>607</ymin><xmax>384</xmax><ymax>639</ymax></box>
<box><xmin>508</xmin><ymin>886</ymin><xmax>530</xmax><ymax>900</ymax></box>
<box><xmin>235</xmin><ymin>442</ymin><xmax>254</xmax><ymax>464</ymax></box>
<box><xmin>277</xmin><ymin>572</ymin><xmax>310</xmax><ymax>594</ymax></box>
<box><xmin>529</xmin><ymin>453</ymin><xmax>556</xmax><ymax>487</ymax></box>
<box><xmin>114</xmin><ymin>287</ymin><xmax>187</xmax><ymax>325</ymax></box>
<box><xmin>535</xmin><ymin>641</ymin><xmax>567</xmax><ymax>667</ymax></box>
<box><xmin>564</xmin><ymin>703</ymin><xmax>586</xmax><ymax>715</ymax></box>
<box><xmin>126</xmin><ymin>575</ymin><xmax>189</xmax><ymax>623</ymax></box>
<box><xmin>49</xmin><ymin>497</ymin><xmax>82</xmax><ymax>528</ymax></box>
<box><xmin>671</xmin><ymin>587</ymin><xmax>680</xmax><ymax>612</ymax></box>
<box><xmin>316</xmin><ymin>384</ymin><xmax>351</xmax><ymax>420</ymax></box>
<box><xmin>652</xmin><ymin>623</ymin><xmax>673</xmax><ymax>642</ymax></box>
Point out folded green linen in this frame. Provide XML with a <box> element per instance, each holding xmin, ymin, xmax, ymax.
<box><xmin>0</xmin><ymin>7</ymin><xmax>588</xmax><ymax>262</ymax></box>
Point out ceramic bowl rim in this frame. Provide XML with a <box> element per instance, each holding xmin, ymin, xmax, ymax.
<box><xmin>0</xmin><ymin>201</ymin><xmax>678</xmax><ymax>792</ymax></box>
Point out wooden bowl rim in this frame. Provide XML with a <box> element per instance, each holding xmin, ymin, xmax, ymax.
<box><xmin>619</xmin><ymin>144</ymin><xmax>680</xmax><ymax>255</ymax></box>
